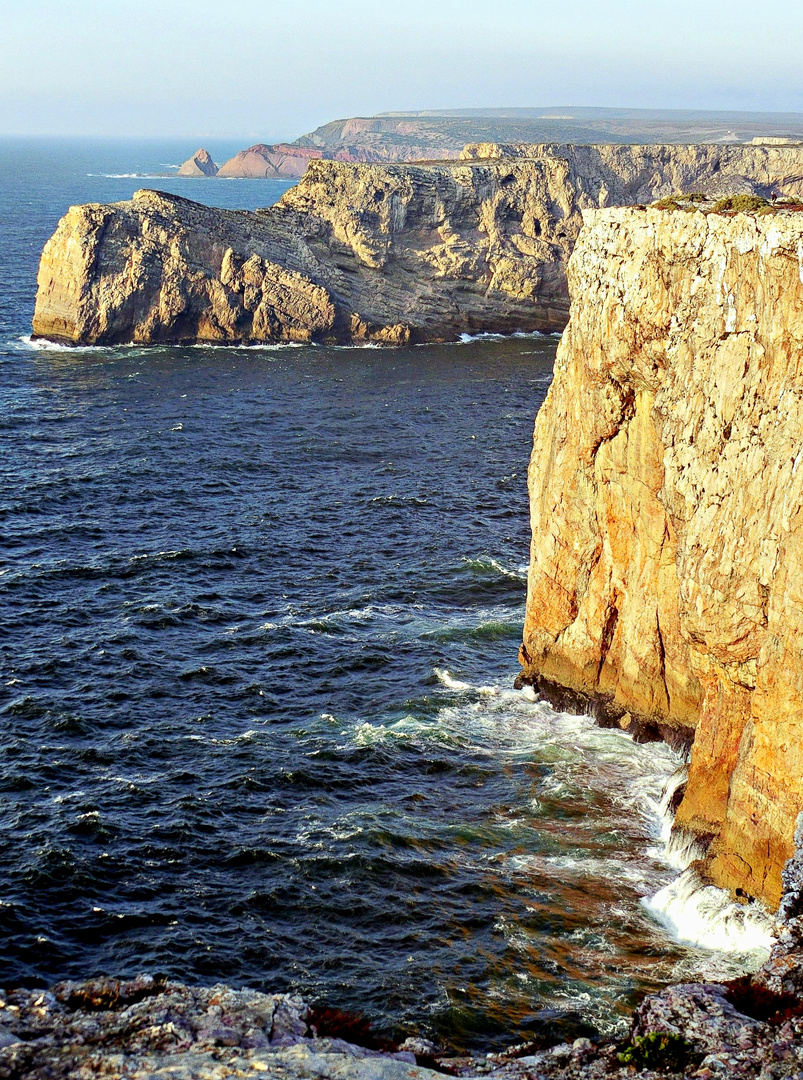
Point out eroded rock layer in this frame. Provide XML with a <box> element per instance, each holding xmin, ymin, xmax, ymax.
<box><xmin>32</xmin><ymin>144</ymin><xmax>803</xmax><ymax>346</ymax></box>
<box><xmin>520</xmin><ymin>205</ymin><xmax>803</xmax><ymax>908</ymax></box>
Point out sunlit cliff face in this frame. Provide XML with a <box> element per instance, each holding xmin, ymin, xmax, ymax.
<box><xmin>521</xmin><ymin>204</ymin><xmax>803</xmax><ymax>910</ymax></box>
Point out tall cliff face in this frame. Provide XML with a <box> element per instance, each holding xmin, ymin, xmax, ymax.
<box><xmin>32</xmin><ymin>144</ymin><xmax>803</xmax><ymax>346</ymax></box>
<box><xmin>520</xmin><ymin>205</ymin><xmax>803</xmax><ymax>909</ymax></box>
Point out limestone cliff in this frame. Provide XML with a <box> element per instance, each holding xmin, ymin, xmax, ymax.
<box><xmin>32</xmin><ymin>144</ymin><xmax>803</xmax><ymax>346</ymax></box>
<box><xmin>520</xmin><ymin>205</ymin><xmax>803</xmax><ymax>909</ymax></box>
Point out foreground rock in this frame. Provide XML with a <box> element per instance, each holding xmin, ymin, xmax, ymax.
<box><xmin>177</xmin><ymin>149</ymin><xmax>218</xmax><ymax>177</ymax></box>
<box><xmin>32</xmin><ymin>143</ymin><xmax>803</xmax><ymax>347</ymax></box>
<box><xmin>520</xmin><ymin>202</ymin><xmax>803</xmax><ymax>909</ymax></box>
<box><xmin>2</xmin><ymin>967</ymin><xmax>802</xmax><ymax>1079</ymax></box>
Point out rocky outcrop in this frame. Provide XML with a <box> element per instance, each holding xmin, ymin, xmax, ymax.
<box><xmin>460</xmin><ymin>142</ymin><xmax>803</xmax><ymax>201</ymax></box>
<box><xmin>216</xmin><ymin>143</ymin><xmax>353</xmax><ymax>178</ymax></box>
<box><xmin>0</xmin><ymin>979</ymin><xmax>439</xmax><ymax>1080</ymax></box>
<box><xmin>520</xmin><ymin>204</ymin><xmax>803</xmax><ymax>909</ymax></box>
<box><xmin>32</xmin><ymin>144</ymin><xmax>803</xmax><ymax>347</ymax></box>
<box><xmin>177</xmin><ymin>149</ymin><xmax>218</xmax><ymax>177</ymax></box>
<box><xmin>3</xmin><ymin>966</ymin><xmax>803</xmax><ymax>1078</ymax></box>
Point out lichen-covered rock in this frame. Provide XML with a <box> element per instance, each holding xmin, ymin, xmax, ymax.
<box><xmin>32</xmin><ymin>143</ymin><xmax>803</xmax><ymax>347</ymax></box>
<box><xmin>520</xmin><ymin>205</ymin><xmax>803</xmax><ymax>908</ymax></box>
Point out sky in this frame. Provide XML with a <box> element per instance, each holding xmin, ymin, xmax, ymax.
<box><xmin>1</xmin><ymin>0</ymin><xmax>802</xmax><ymax>138</ymax></box>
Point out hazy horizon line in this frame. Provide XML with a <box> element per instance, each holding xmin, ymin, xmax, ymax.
<box><xmin>4</xmin><ymin>103</ymin><xmax>803</xmax><ymax>142</ymax></box>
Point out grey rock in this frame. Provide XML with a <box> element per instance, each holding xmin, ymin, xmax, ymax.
<box><xmin>269</xmin><ymin>993</ymin><xmax>309</xmax><ymax>1045</ymax></box>
<box><xmin>633</xmin><ymin>982</ymin><xmax>760</xmax><ymax>1055</ymax></box>
<box><xmin>0</xmin><ymin>1024</ymin><xmax>22</xmax><ymax>1048</ymax></box>
<box><xmin>196</xmin><ymin>1024</ymin><xmax>241</xmax><ymax>1046</ymax></box>
<box><xmin>398</xmin><ymin>1035</ymin><xmax>439</xmax><ymax>1056</ymax></box>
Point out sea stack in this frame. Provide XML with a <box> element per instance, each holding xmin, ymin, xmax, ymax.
<box><xmin>177</xmin><ymin>148</ymin><xmax>218</xmax><ymax>177</ymax></box>
<box><xmin>520</xmin><ymin>204</ymin><xmax>803</xmax><ymax>909</ymax></box>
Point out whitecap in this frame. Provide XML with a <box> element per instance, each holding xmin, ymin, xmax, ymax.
<box><xmin>455</xmin><ymin>330</ymin><xmax>557</xmax><ymax>345</ymax></box>
<box><xmin>643</xmin><ymin>867</ymin><xmax>776</xmax><ymax>957</ymax></box>
<box><xmin>129</xmin><ymin>550</ymin><xmax>186</xmax><ymax>563</ymax></box>
<box><xmin>434</xmin><ymin>667</ymin><xmax>472</xmax><ymax>691</ymax></box>
<box><xmin>463</xmin><ymin>554</ymin><xmax>528</xmax><ymax>581</ymax></box>
<box><xmin>89</xmin><ymin>172</ymin><xmax>172</xmax><ymax>179</ymax></box>
<box><xmin>187</xmin><ymin>340</ymin><xmax>307</xmax><ymax>351</ymax></box>
<box><xmin>17</xmin><ymin>335</ymin><xmax>106</xmax><ymax>353</ymax></box>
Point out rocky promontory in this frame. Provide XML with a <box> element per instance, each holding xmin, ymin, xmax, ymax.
<box><xmin>520</xmin><ymin>202</ymin><xmax>803</xmax><ymax>910</ymax></box>
<box><xmin>32</xmin><ymin>143</ymin><xmax>803</xmax><ymax>346</ymax></box>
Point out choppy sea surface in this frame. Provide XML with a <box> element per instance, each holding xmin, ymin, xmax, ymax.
<box><xmin>0</xmin><ymin>139</ymin><xmax>774</xmax><ymax>1052</ymax></box>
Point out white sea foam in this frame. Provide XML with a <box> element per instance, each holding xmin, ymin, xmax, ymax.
<box><xmin>16</xmin><ymin>333</ymin><xmax>308</xmax><ymax>356</ymax></box>
<box><xmin>88</xmin><ymin>172</ymin><xmax>176</xmax><ymax>179</ymax></box>
<box><xmin>658</xmin><ymin>827</ymin><xmax>710</xmax><ymax>872</ymax></box>
<box><xmin>644</xmin><ymin>868</ymin><xmax>776</xmax><ymax>956</ymax></box>
<box><xmin>187</xmin><ymin>341</ymin><xmax>306</xmax><ymax>351</ymax></box>
<box><xmin>343</xmin><ymin>652</ymin><xmax>775</xmax><ymax>967</ymax></box>
<box><xmin>456</xmin><ymin>330</ymin><xmax>556</xmax><ymax>345</ymax></box>
<box><xmin>309</xmin><ymin>340</ymin><xmax>386</xmax><ymax>351</ymax></box>
<box><xmin>17</xmin><ymin>335</ymin><xmax>107</xmax><ymax>353</ymax></box>
<box><xmin>434</xmin><ymin>667</ymin><xmax>472</xmax><ymax>691</ymax></box>
<box><xmin>129</xmin><ymin>549</ymin><xmax>186</xmax><ymax>563</ymax></box>
<box><xmin>464</xmin><ymin>554</ymin><xmax>528</xmax><ymax>581</ymax></box>
<box><xmin>641</xmin><ymin>763</ymin><xmax>776</xmax><ymax>959</ymax></box>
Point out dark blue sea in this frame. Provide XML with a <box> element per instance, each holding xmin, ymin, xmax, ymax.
<box><xmin>0</xmin><ymin>138</ymin><xmax>769</xmax><ymax>1052</ymax></box>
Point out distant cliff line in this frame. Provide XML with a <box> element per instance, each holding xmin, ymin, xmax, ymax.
<box><xmin>32</xmin><ymin>143</ymin><xmax>803</xmax><ymax>347</ymax></box>
<box><xmin>177</xmin><ymin>107</ymin><xmax>803</xmax><ymax>178</ymax></box>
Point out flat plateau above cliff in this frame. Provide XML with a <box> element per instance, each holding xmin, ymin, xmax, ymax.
<box><xmin>32</xmin><ymin>143</ymin><xmax>803</xmax><ymax>347</ymax></box>
<box><xmin>521</xmin><ymin>204</ymin><xmax>803</xmax><ymax>910</ymax></box>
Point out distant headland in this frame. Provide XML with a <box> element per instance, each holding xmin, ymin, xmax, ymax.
<box><xmin>178</xmin><ymin>106</ymin><xmax>803</xmax><ymax>179</ymax></box>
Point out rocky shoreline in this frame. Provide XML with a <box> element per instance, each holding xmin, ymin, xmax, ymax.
<box><xmin>2</xmin><ymin>837</ymin><xmax>803</xmax><ymax>1079</ymax></box>
<box><xmin>1</xmin><ymin>969</ymin><xmax>801</xmax><ymax>1079</ymax></box>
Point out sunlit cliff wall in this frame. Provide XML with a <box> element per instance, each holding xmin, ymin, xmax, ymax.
<box><xmin>520</xmin><ymin>205</ymin><xmax>803</xmax><ymax>908</ymax></box>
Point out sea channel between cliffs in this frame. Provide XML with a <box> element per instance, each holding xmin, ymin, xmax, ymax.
<box><xmin>5</xmin><ymin>139</ymin><xmax>803</xmax><ymax>1076</ymax></box>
